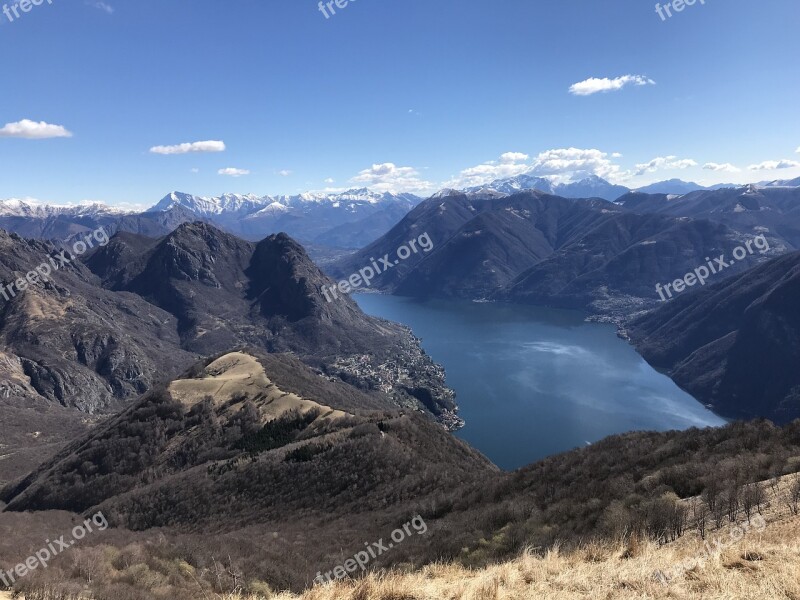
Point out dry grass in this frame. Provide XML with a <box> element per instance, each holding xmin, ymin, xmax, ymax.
<box><xmin>233</xmin><ymin>512</ymin><xmax>800</xmax><ymax>600</ymax></box>
<box><xmin>168</xmin><ymin>352</ymin><xmax>348</xmax><ymax>423</ymax></box>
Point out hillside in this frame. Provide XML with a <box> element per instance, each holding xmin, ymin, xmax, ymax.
<box><xmin>330</xmin><ymin>190</ymin><xmax>771</xmax><ymax>320</ymax></box>
<box><xmin>628</xmin><ymin>250</ymin><xmax>800</xmax><ymax>423</ymax></box>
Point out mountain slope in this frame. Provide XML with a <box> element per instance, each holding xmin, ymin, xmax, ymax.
<box><xmin>0</xmin><ymin>351</ymin><xmax>494</xmax><ymax>528</ymax></box>
<box><xmin>0</xmin><ymin>229</ymin><xmax>195</xmax><ymax>414</ymax></box>
<box><xmin>616</xmin><ymin>185</ymin><xmax>800</xmax><ymax>250</ymax></box>
<box><xmin>331</xmin><ymin>190</ymin><xmax>765</xmax><ymax>320</ymax></box>
<box><xmin>628</xmin><ymin>250</ymin><xmax>800</xmax><ymax>423</ymax></box>
<box><xmin>498</xmin><ymin>214</ymin><xmax>757</xmax><ymax>316</ymax></box>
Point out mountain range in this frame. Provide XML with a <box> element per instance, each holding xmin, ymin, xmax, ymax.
<box><xmin>0</xmin><ymin>189</ymin><xmax>423</xmax><ymax>252</ymax></box>
<box><xmin>5</xmin><ymin>176</ymin><xmax>798</xmax><ymax>255</ymax></box>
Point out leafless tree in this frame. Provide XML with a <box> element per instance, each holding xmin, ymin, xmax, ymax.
<box><xmin>787</xmin><ymin>477</ymin><xmax>800</xmax><ymax>516</ymax></box>
<box><xmin>692</xmin><ymin>498</ymin><xmax>708</xmax><ymax>540</ymax></box>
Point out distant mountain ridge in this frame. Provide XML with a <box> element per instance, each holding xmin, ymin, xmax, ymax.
<box><xmin>0</xmin><ymin>188</ymin><xmax>423</xmax><ymax>250</ymax></box>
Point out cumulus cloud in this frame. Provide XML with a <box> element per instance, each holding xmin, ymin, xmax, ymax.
<box><xmin>350</xmin><ymin>163</ymin><xmax>434</xmax><ymax>193</ymax></box>
<box><xmin>569</xmin><ymin>75</ymin><xmax>655</xmax><ymax>96</ymax></box>
<box><xmin>278</xmin><ymin>169</ymin><xmax>292</xmax><ymax>177</ymax></box>
<box><xmin>530</xmin><ymin>148</ymin><xmax>626</xmax><ymax>181</ymax></box>
<box><xmin>703</xmin><ymin>162</ymin><xmax>741</xmax><ymax>173</ymax></box>
<box><xmin>0</xmin><ymin>119</ymin><xmax>73</xmax><ymax>139</ymax></box>
<box><xmin>218</xmin><ymin>167</ymin><xmax>250</xmax><ymax>177</ymax></box>
<box><xmin>747</xmin><ymin>159</ymin><xmax>800</xmax><ymax>171</ymax></box>
<box><xmin>635</xmin><ymin>156</ymin><xmax>698</xmax><ymax>175</ymax></box>
<box><xmin>499</xmin><ymin>152</ymin><xmax>529</xmax><ymax>163</ymax></box>
<box><xmin>150</xmin><ymin>140</ymin><xmax>226</xmax><ymax>155</ymax></box>
<box><xmin>324</xmin><ymin>178</ymin><xmax>335</xmax><ymax>184</ymax></box>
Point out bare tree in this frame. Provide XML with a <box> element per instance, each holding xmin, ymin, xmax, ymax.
<box><xmin>787</xmin><ymin>477</ymin><xmax>800</xmax><ymax>516</ymax></box>
<box><xmin>703</xmin><ymin>477</ymin><xmax>722</xmax><ymax>513</ymax></box>
<box><xmin>769</xmin><ymin>474</ymin><xmax>781</xmax><ymax>497</ymax></box>
<box><xmin>753</xmin><ymin>482</ymin><xmax>767</xmax><ymax>515</ymax></box>
<box><xmin>692</xmin><ymin>498</ymin><xmax>708</xmax><ymax>540</ymax></box>
<box><xmin>726</xmin><ymin>485</ymin><xmax>741</xmax><ymax>523</ymax></box>
<box><xmin>742</xmin><ymin>483</ymin><xmax>757</xmax><ymax>524</ymax></box>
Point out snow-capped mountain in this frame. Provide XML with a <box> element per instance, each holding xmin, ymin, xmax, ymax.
<box><xmin>0</xmin><ymin>188</ymin><xmax>423</xmax><ymax>250</ymax></box>
<box><xmin>148</xmin><ymin>188</ymin><xmax>420</xmax><ymax>216</ymax></box>
<box><xmin>0</xmin><ymin>198</ymin><xmax>132</xmax><ymax>218</ymax></box>
<box><xmin>143</xmin><ymin>188</ymin><xmax>423</xmax><ymax>247</ymax></box>
<box><xmin>464</xmin><ymin>174</ymin><xmax>629</xmax><ymax>201</ymax></box>
<box><xmin>148</xmin><ymin>191</ymin><xmax>268</xmax><ymax>218</ymax></box>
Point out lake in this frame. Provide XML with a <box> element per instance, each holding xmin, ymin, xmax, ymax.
<box><xmin>354</xmin><ymin>294</ymin><xmax>726</xmax><ymax>470</ymax></box>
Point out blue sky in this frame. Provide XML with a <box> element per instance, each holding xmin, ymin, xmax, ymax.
<box><xmin>1</xmin><ymin>0</ymin><xmax>799</xmax><ymax>206</ymax></box>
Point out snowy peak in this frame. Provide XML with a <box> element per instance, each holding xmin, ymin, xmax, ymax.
<box><xmin>149</xmin><ymin>191</ymin><xmax>269</xmax><ymax>217</ymax></box>
<box><xmin>148</xmin><ymin>188</ymin><xmax>422</xmax><ymax>218</ymax></box>
<box><xmin>464</xmin><ymin>174</ymin><xmax>629</xmax><ymax>201</ymax></box>
<box><xmin>0</xmin><ymin>198</ymin><xmax>131</xmax><ymax>218</ymax></box>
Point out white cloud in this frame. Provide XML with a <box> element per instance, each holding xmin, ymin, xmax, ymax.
<box><xmin>190</xmin><ymin>168</ymin><xmax>200</xmax><ymax>173</ymax></box>
<box><xmin>324</xmin><ymin>178</ymin><xmax>335</xmax><ymax>184</ymax></box>
<box><xmin>278</xmin><ymin>169</ymin><xmax>292</xmax><ymax>177</ymax></box>
<box><xmin>703</xmin><ymin>162</ymin><xmax>740</xmax><ymax>173</ymax></box>
<box><xmin>150</xmin><ymin>140</ymin><xmax>226</xmax><ymax>155</ymax></box>
<box><xmin>748</xmin><ymin>159</ymin><xmax>800</xmax><ymax>171</ymax></box>
<box><xmin>88</xmin><ymin>1</ymin><xmax>114</xmax><ymax>14</ymax></box>
<box><xmin>218</xmin><ymin>167</ymin><xmax>250</xmax><ymax>177</ymax></box>
<box><xmin>530</xmin><ymin>148</ymin><xmax>626</xmax><ymax>181</ymax></box>
<box><xmin>444</xmin><ymin>148</ymin><xmax>629</xmax><ymax>189</ymax></box>
<box><xmin>499</xmin><ymin>152</ymin><xmax>529</xmax><ymax>163</ymax></box>
<box><xmin>350</xmin><ymin>162</ymin><xmax>434</xmax><ymax>193</ymax></box>
<box><xmin>635</xmin><ymin>156</ymin><xmax>698</xmax><ymax>175</ymax></box>
<box><xmin>569</xmin><ymin>75</ymin><xmax>655</xmax><ymax>96</ymax></box>
<box><xmin>0</xmin><ymin>119</ymin><xmax>73</xmax><ymax>139</ymax></box>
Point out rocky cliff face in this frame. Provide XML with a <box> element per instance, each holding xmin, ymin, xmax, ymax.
<box><xmin>0</xmin><ymin>229</ymin><xmax>194</xmax><ymax>414</ymax></box>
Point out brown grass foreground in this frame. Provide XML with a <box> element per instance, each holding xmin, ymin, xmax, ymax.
<box><xmin>2</xmin><ymin>515</ymin><xmax>798</xmax><ymax>600</ymax></box>
<box><xmin>254</xmin><ymin>513</ymin><xmax>800</xmax><ymax>600</ymax></box>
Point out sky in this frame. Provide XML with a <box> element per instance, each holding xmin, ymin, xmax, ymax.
<box><xmin>1</xmin><ymin>0</ymin><xmax>799</xmax><ymax>207</ymax></box>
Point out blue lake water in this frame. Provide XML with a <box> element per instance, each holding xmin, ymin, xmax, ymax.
<box><xmin>354</xmin><ymin>294</ymin><xmax>726</xmax><ymax>471</ymax></box>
